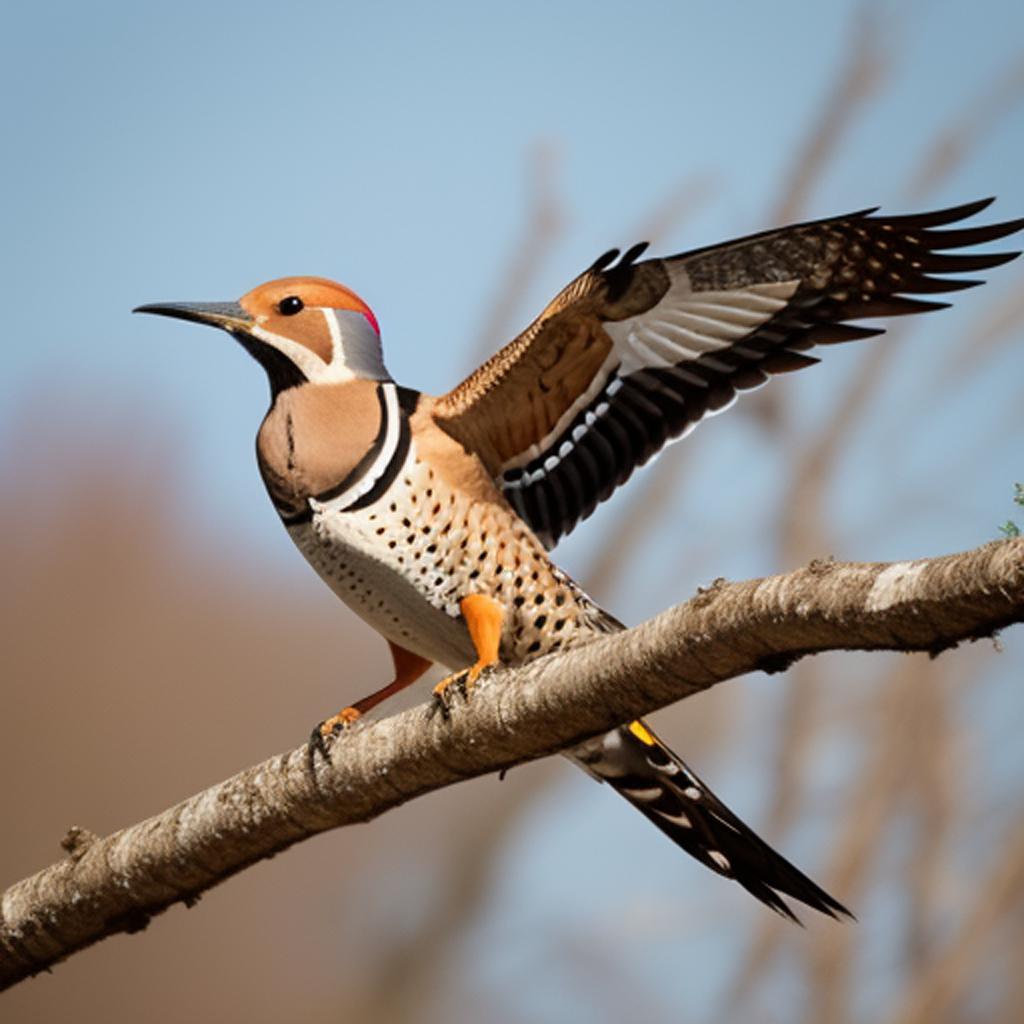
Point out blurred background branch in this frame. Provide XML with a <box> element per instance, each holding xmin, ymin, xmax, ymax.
<box><xmin>3</xmin><ymin>1</ymin><xmax>1023</xmax><ymax>1021</ymax></box>
<box><xmin>4</xmin><ymin>538</ymin><xmax>1021</xmax><ymax>991</ymax></box>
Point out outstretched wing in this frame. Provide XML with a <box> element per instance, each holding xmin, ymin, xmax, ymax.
<box><xmin>435</xmin><ymin>199</ymin><xmax>1022</xmax><ymax>547</ymax></box>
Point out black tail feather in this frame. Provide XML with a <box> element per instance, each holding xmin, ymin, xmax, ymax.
<box><xmin>572</xmin><ymin>721</ymin><xmax>851</xmax><ymax>923</ymax></box>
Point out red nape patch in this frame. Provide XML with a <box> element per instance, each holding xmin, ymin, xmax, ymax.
<box><xmin>360</xmin><ymin>306</ymin><xmax>380</xmax><ymax>336</ymax></box>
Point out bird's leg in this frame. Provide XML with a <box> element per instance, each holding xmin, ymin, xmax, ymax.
<box><xmin>311</xmin><ymin>641</ymin><xmax>432</xmax><ymax>756</ymax></box>
<box><xmin>431</xmin><ymin>594</ymin><xmax>504</xmax><ymax>715</ymax></box>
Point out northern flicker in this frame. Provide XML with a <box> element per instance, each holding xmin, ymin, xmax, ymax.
<box><xmin>136</xmin><ymin>198</ymin><xmax>1021</xmax><ymax>920</ymax></box>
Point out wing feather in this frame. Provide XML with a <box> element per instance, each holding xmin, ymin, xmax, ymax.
<box><xmin>435</xmin><ymin>200</ymin><xmax>1021</xmax><ymax>546</ymax></box>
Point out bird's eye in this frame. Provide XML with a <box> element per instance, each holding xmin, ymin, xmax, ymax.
<box><xmin>277</xmin><ymin>296</ymin><xmax>304</xmax><ymax>316</ymax></box>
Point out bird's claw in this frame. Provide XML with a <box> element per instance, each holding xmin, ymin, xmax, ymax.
<box><xmin>428</xmin><ymin>669</ymin><xmax>472</xmax><ymax>720</ymax></box>
<box><xmin>306</xmin><ymin>723</ymin><xmax>334</xmax><ymax>776</ymax></box>
<box><xmin>306</xmin><ymin>708</ymin><xmax>362</xmax><ymax>774</ymax></box>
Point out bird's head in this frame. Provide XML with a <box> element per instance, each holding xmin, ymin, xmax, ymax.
<box><xmin>135</xmin><ymin>276</ymin><xmax>388</xmax><ymax>394</ymax></box>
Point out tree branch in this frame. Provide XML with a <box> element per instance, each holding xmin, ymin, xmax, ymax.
<box><xmin>2</xmin><ymin>538</ymin><xmax>1022</xmax><ymax>990</ymax></box>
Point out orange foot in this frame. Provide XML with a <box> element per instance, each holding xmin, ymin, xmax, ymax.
<box><xmin>319</xmin><ymin>705</ymin><xmax>363</xmax><ymax>736</ymax></box>
<box><xmin>430</xmin><ymin>594</ymin><xmax>504</xmax><ymax>719</ymax></box>
<box><xmin>307</xmin><ymin>642</ymin><xmax>432</xmax><ymax>770</ymax></box>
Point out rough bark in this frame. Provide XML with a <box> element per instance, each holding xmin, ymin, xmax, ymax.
<box><xmin>2</xmin><ymin>538</ymin><xmax>1022</xmax><ymax>990</ymax></box>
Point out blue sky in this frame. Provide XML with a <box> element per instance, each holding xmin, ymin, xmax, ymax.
<box><xmin>3</xmin><ymin>1</ymin><xmax>1023</xmax><ymax>1018</ymax></box>
<box><xmin>4</xmin><ymin>3</ymin><xmax>1022</xmax><ymax>556</ymax></box>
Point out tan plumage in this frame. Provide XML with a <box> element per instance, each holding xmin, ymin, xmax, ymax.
<box><xmin>135</xmin><ymin>198</ymin><xmax>1022</xmax><ymax>921</ymax></box>
<box><xmin>257</xmin><ymin>380</ymin><xmax>383</xmax><ymax>519</ymax></box>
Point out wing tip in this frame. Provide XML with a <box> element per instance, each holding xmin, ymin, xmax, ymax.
<box><xmin>869</xmin><ymin>195</ymin><xmax>997</xmax><ymax>227</ymax></box>
<box><xmin>590</xmin><ymin>247</ymin><xmax>621</xmax><ymax>272</ymax></box>
<box><xmin>922</xmin><ymin>213</ymin><xmax>1024</xmax><ymax>250</ymax></box>
<box><xmin>619</xmin><ymin>241</ymin><xmax>651</xmax><ymax>267</ymax></box>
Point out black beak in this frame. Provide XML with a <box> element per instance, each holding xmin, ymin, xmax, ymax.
<box><xmin>132</xmin><ymin>300</ymin><xmax>253</xmax><ymax>331</ymax></box>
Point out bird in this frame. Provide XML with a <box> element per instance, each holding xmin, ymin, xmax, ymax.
<box><xmin>135</xmin><ymin>197</ymin><xmax>1021</xmax><ymax>921</ymax></box>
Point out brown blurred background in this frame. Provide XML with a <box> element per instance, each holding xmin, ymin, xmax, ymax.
<box><xmin>3</xmin><ymin>2</ymin><xmax>1024</xmax><ymax>1022</ymax></box>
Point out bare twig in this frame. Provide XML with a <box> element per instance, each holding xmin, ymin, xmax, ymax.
<box><xmin>907</xmin><ymin>56</ymin><xmax>1024</xmax><ymax>199</ymax></box>
<box><xmin>764</xmin><ymin>326</ymin><xmax>906</xmax><ymax>849</ymax></box>
<box><xmin>887</xmin><ymin>819</ymin><xmax>1024</xmax><ymax>1024</ymax></box>
<box><xmin>469</xmin><ymin>140</ymin><xmax>564</xmax><ymax>363</ymax></box>
<box><xmin>900</xmin><ymin>663</ymin><xmax>960</xmax><ymax>978</ymax></box>
<box><xmin>341</xmin><ymin>763</ymin><xmax>553</xmax><ymax>1022</ymax></box>
<box><xmin>727</xmin><ymin>658</ymin><xmax>924</xmax><ymax>1017</ymax></box>
<box><xmin>619</xmin><ymin>174</ymin><xmax>719</xmax><ymax>251</ymax></box>
<box><xmin>804</xmin><ymin>657</ymin><xmax>949</xmax><ymax>1024</ymax></box>
<box><xmin>943</xmin><ymin>280</ymin><xmax>1024</xmax><ymax>380</ymax></box>
<box><xmin>750</xmin><ymin>0</ymin><xmax>890</xmax><ymax>434</ymax></box>
<box><xmin>771</xmin><ymin>2</ymin><xmax>889</xmax><ymax>227</ymax></box>
<box><xmin>1</xmin><ymin>539</ymin><xmax>1022</xmax><ymax>989</ymax></box>
<box><xmin>996</xmin><ymin>905</ymin><xmax>1024</xmax><ymax>1024</ymax></box>
<box><xmin>584</xmin><ymin>445</ymin><xmax>692</xmax><ymax>600</ymax></box>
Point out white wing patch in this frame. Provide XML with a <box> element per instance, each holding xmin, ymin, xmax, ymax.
<box><xmin>500</xmin><ymin>276</ymin><xmax>799</xmax><ymax>483</ymax></box>
<box><xmin>608</xmin><ymin>276</ymin><xmax>800</xmax><ymax>375</ymax></box>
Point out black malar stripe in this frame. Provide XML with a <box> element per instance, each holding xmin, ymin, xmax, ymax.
<box><xmin>343</xmin><ymin>390</ymin><xmax>413</xmax><ymax>512</ymax></box>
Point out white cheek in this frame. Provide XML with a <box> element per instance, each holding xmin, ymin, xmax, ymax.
<box><xmin>250</xmin><ymin>323</ymin><xmax>330</xmax><ymax>380</ymax></box>
<box><xmin>250</xmin><ymin>310</ymin><xmax>389</xmax><ymax>384</ymax></box>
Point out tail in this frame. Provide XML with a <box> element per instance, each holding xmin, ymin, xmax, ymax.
<box><xmin>570</xmin><ymin>719</ymin><xmax>851</xmax><ymax>922</ymax></box>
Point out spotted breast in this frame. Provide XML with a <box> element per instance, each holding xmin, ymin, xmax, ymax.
<box><xmin>258</xmin><ymin>379</ymin><xmax>616</xmax><ymax>671</ymax></box>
